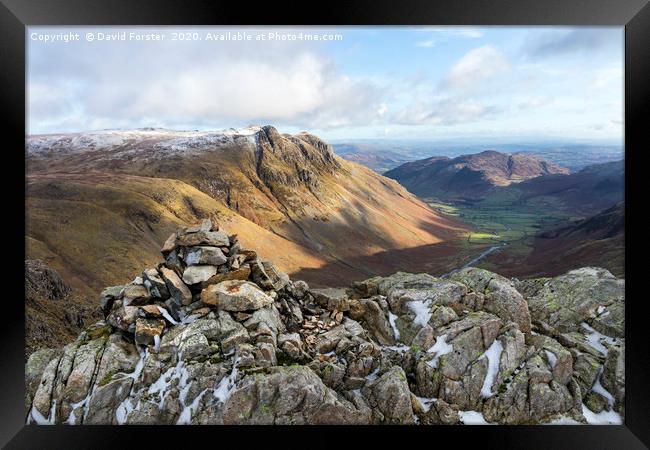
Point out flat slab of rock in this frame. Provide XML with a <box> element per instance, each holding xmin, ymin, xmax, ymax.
<box><xmin>176</xmin><ymin>230</ymin><xmax>229</xmax><ymax>247</ymax></box>
<box><xmin>182</xmin><ymin>265</ymin><xmax>218</xmax><ymax>285</ymax></box>
<box><xmin>201</xmin><ymin>280</ymin><xmax>274</xmax><ymax>312</ymax></box>
<box><xmin>311</xmin><ymin>288</ymin><xmax>349</xmax><ymax>312</ymax></box>
<box><xmin>122</xmin><ymin>283</ymin><xmax>150</xmax><ymax>306</ymax></box>
<box><xmin>250</xmin><ymin>260</ymin><xmax>289</xmax><ymax>290</ymax></box>
<box><xmin>161</xmin><ymin>233</ymin><xmax>177</xmax><ymax>255</ymax></box>
<box><xmin>201</xmin><ymin>266</ymin><xmax>252</xmax><ymax>288</ymax></box>
<box><xmin>184</xmin><ymin>246</ymin><xmax>227</xmax><ymax>266</ymax></box>
<box><xmin>183</xmin><ymin>218</ymin><xmax>213</xmax><ymax>234</ymax></box>
<box><xmin>160</xmin><ymin>267</ymin><xmax>192</xmax><ymax>306</ymax></box>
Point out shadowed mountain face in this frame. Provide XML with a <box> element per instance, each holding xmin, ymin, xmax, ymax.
<box><xmin>484</xmin><ymin>202</ymin><xmax>625</xmax><ymax>278</ymax></box>
<box><xmin>385</xmin><ymin>150</ymin><xmax>570</xmax><ymax>200</ymax></box>
<box><xmin>26</xmin><ymin>126</ymin><xmax>469</xmax><ymax>297</ymax></box>
<box><xmin>512</xmin><ymin>161</ymin><xmax>624</xmax><ymax>216</ymax></box>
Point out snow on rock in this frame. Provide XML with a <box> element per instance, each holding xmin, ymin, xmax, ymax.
<box><xmin>157</xmin><ymin>306</ymin><xmax>179</xmax><ymax>325</ymax></box>
<box><xmin>458</xmin><ymin>410</ymin><xmax>492</xmax><ymax>425</ymax></box>
<box><xmin>592</xmin><ymin>369</ymin><xmax>616</xmax><ymax>408</ymax></box>
<box><xmin>544</xmin><ymin>349</ymin><xmax>558</xmax><ymax>370</ymax></box>
<box><xmin>415</xmin><ymin>396</ymin><xmax>434</xmax><ymax>413</ymax></box>
<box><xmin>581</xmin><ymin>404</ymin><xmax>623</xmax><ymax>425</ymax></box>
<box><xmin>26</xmin><ymin>126</ymin><xmax>263</xmax><ymax>157</ymax></box>
<box><xmin>408</xmin><ymin>300</ymin><xmax>432</xmax><ymax>327</ymax></box>
<box><xmin>479</xmin><ymin>339</ymin><xmax>503</xmax><ymax>397</ymax></box>
<box><xmin>581</xmin><ymin>322</ymin><xmax>617</xmax><ymax>356</ymax></box>
<box><xmin>545</xmin><ymin>415</ymin><xmax>582</xmax><ymax>425</ymax></box>
<box><xmin>426</xmin><ymin>334</ymin><xmax>453</xmax><ymax>368</ymax></box>
<box><xmin>388</xmin><ymin>311</ymin><xmax>400</xmax><ymax>341</ymax></box>
<box><xmin>213</xmin><ymin>358</ymin><xmax>240</xmax><ymax>405</ymax></box>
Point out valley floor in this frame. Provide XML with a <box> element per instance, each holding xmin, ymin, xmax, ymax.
<box><xmin>425</xmin><ymin>199</ymin><xmax>624</xmax><ymax>279</ymax></box>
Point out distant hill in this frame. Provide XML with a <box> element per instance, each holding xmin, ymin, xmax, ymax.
<box><xmin>385</xmin><ymin>150</ymin><xmax>570</xmax><ymax>200</ymax></box>
<box><xmin>513</xmin><ymin>160</ymin><xmax>624</xmax><ymax>216</ymax></box>
<box><xmin>334</xmin><ymin>145</ymin><xmax>411</xmax><ymax>173</ymax></box>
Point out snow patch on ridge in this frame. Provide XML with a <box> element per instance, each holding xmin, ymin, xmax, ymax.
<box><xmin>479</xmin><ymin>339</ymin><xmax>503</xmax><ymax>397</ymax></box>
<box><xmin>408</xmin><ymin>300</ymin><xmax>432</xmax><ymax>327</ymax></box>
<box><xmin>388</xmin><ymin>311</ymin><xmax>401</xmax><ymax>341</ymax></box>
<box><xmin>26</xmin><ymin>126</ymin><xmax>263</xmax><ymax>156</ymax></box>
<box><xmin>426</xmin><ymin>334</ymin><xmax>453</xmax><ymax>368</ymax></box>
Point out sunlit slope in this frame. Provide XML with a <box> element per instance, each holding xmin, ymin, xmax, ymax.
<box><xmin>26</xmin><ymin>173</ymin><xmax>331</xmax><ymax>297</ymax></box>
<box><xmin>27</xmin><ymin>126</ymin><xmax>470</xmax><ymax>294</ymax></box>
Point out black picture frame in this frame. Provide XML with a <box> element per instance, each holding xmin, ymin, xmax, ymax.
<box><xmin>2</xmin><ymin>0</ymin><xmax>648</xmax><ymax>448</ymax></box>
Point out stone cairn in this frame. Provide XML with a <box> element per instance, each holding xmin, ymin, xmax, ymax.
<box><xmin>100</xmin><ymin>218</ymin><xmax>344</xmax><ymax>358</ymax></box>
<box><xmin>26</xmin><ymin>218</ymin><xmax>625</xmax><ymax>425</ymax></box>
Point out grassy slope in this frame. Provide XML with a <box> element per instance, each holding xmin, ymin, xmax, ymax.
<box><xmin>26</xmin><ymin>173</ymin><xmax>332</xmax><ymax>298</ymax></box>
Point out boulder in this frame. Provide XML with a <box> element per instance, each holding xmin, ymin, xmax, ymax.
<box><xmin>176</xmin><ymin>230</ymin><xmax>230</xmax><ymax>247</ymax></box>
<box><xmin>201</xmin><ymin>266</ymin><xmax>251</xmax><ymax>288</ymax></box>
<box><xmin>450</xmin><ymin>268</ymin><xmax>531</xmax><ymax>333</ymax></box>
<box><xmin>201</xmin><ymin>280</ymin><xmax>273</xmax><ymax>311</ymax></box>
<box><xmin>182</xmin><ymin>265</ymin><xmax>218</xmax><ymax>285</ymax></box>
<box><xmin>99</xmin><ymin>285</ymin><xmax>124</xmax><ymax>316</ymax></box>
<box><xmin>184</xmin><ymin>246</ymin><xmax>227</xmax><ymax>266</ymax></box>
<box><xmin>527</xmin><ymin>267</ymin><xmax>624</xmax><ymax>336</ymax></box>
<box><xmin>358</xmin><ymin>298</ymin><xmax>395</xmax><ymax>345</ymax></box>
<box><xmin>160</xmin><ymin>267</ymin><xmax>192</xmax><ymax>306</ymax></box>
<box><xmin>311</xmin><ymin>288</ymin><xmax>350</xmax><ymax>312</ymax></box>
<box><xmin>362</xmin><ymin>366</ymin><xmax>414</xmax><ymax>424</ymax></box>
<box><xmin>25</xmin><ymin>348</ymin><xmax>62</xmax><ymax>412</ymax></box>
<box><xmin>106</xmin><ymin>302</ymin><xmax>139</xmax><ymax>332</ymax></box>
<box><xmin>223</xmin><ymin>366</ymin><xmax>367</xmax><ymax>424</ymax></box>
<box><xmin>134</xmin><ymin>318</ymin><xmax>165</xmax><ymax>346</ymax></box>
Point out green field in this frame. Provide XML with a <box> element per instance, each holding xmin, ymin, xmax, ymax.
<box><xmin>426</xmin><ymin>195</ymin><xmax>572</xmax><ymax>246</ymax></box>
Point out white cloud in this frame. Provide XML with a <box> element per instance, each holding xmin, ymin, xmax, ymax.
<box><xmin>414</xmin><ymin>27</ymin><xmax>483</xmax><ymax>48</ymax></box>
<box><xmin>28</xmin><ymin>37</ymin><xmax>387</xmax><ymax>133</ymax></box>
<box><xmin>440</xmin><ymin>45</ymin><xmax>511</xmax><ymax>91</ymax></box>
<box><xmin>394</xmin><ymin>98</ymin><xmax>499</xmax><ymax>126</ymax></box>
<box><xmin>415</xmin><ymin>40</ymin><xmax>436</xmax><ymax>48</ymax></box>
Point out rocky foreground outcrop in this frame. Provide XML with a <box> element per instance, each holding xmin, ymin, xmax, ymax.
<box><xmin>26</xmin><ymin>219</ymin><xmax>625</xmax><ymax>425</ymax></box>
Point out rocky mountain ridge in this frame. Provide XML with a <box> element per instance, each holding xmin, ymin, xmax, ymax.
<box><xmin>385</xmin><ymin>150</ymin><xmax>570</xmax><ymax>199</ymax></box>
<box><xmin>26</xmin><ymin>219</ymin><xmax>624</xmax><ymax>425</ymax></box>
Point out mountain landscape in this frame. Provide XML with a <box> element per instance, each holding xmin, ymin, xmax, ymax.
<box><xmin>26</xmin><ymin>126</ymin><xmax>473</xmax><ymax>302</ymax></box>
<box><xmin>26</xmin><ymin>127</ymin><xmax>625</xmax><ymax>330</ymax></box>
<box><xmin>24</xmin><ymin>126</ymin><xmax>625</xmax><ymax>427</ymax></box>
<box><xmin>386</xmin><ymin>152</ymin><xmax>624</xmax><ymax>279</ymax></box>
<box><xmin>20</xmin><ymin>23</ymin><xmax>627</xmax><ymax>431</ymax></box>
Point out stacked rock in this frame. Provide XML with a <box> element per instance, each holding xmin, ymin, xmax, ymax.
<box><xmin>26</xmin><ymin>220</ymin><xmax>625</xmax><ymax>425</ymax></box>
<box><xmin>101</xmin><ymin>218</ymin><xmax>290</xmax><ymax>348</ymax></box>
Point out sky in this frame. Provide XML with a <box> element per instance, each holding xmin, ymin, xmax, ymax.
<box><xmin>27</xmin><ymin>26</ymin><xmax>624</xmax><ymax>143</ymax></box>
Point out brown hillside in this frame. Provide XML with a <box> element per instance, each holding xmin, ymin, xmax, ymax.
<box><xmin>26</xmin><ymin>127</ymin><xmax>470</xmax><ymax>300</ymax></box>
